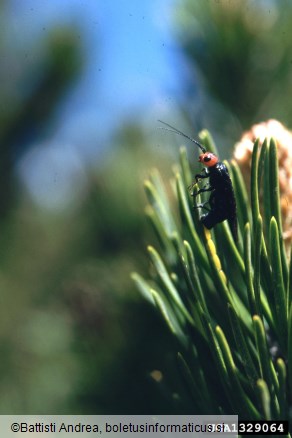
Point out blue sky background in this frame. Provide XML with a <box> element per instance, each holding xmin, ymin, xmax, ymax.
<box><xmin>8</xmin><ymin>0</ymin><xmax>187</xmax><ymax>209</ymax></box>
<box><xmin>11</xmin><ymin>0</ymin><xmax>181</xmax><ymax>148</ymax></box>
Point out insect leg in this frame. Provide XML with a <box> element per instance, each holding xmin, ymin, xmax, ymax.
<box><xmin>194</xmin><ymin>201</ymin><xmax>211</xmax><ymax>212</ymax></box>
<box><xmin>188</xmin><ymin>169</ymin><xmax>209</xmax><ymax>194</ymax></box>
<box><xmin>195</xmin><ymin>186</ymin><xmax>213</xmax><ymax>197</ymax></box>
<box><xmin>194</xmin><ymin>168</ymin><xmax>209</xmax><ymax>183</ymax></box>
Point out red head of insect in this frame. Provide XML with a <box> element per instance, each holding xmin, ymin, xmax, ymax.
<box><xmin>198</xmin><ymin>152</ymin><xmax>218</xmax><ymax>167</ymax></box>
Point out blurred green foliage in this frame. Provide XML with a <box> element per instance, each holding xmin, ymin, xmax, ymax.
<box><xmin>0</xmin><ymin>28</ymin><xmax>82</xmax><ymax>216</ymax></box>
<box><xmin>0</xmin><ymin>15</ymin><xmax>176</xmax><ymax>412</ymax></box>
<box><xmin>175</xmin><ymin>0</ymin><xmax>292</xmax><ymax>146</ymax></box>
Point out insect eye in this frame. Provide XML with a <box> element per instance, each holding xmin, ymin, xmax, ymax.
<box><xmin>204</xmin><ymin>155</ymin><xmax>211</xmax><ymax>162</ymax></box>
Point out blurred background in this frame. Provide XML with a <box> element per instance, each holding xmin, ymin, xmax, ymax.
<box><xmin>1</xmin><ymin>0</ymin><xmax>292</xmax><ymax>413</ymax></box>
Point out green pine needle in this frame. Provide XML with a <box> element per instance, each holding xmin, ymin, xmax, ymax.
<box><xmin>132</xmin><ymin>133</ymin><xmax>291</xmax><ymax>420</ymax></box>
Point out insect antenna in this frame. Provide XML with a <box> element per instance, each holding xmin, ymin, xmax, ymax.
<box><xmin>157</xmin><ymin>120</ymin><xmax>206</xmax><ymax>153</ymax></box>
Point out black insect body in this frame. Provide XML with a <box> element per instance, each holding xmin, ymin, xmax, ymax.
<box><xmin>158</xmin><ymin>120</ymin><xmax>238</xmax><ymax>242</ymax></box>
<box><xmin>194</xmin><ymin>152</ymin><xmax>238</xmax><ymax>242</ymax></box>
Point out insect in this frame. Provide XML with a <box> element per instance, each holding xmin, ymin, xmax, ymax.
<box><xmin>158</xmin><ymin>120</ymin><xmax>238</xmax><ymax>242</ymax></box>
